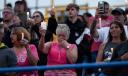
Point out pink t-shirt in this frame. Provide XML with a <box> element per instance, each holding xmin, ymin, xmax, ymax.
<box><xmin>13</xmin><ymin>44</ymin><xmax>39</xmax><ymax>76</ymax></box>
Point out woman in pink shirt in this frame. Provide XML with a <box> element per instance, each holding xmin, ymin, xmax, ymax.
<box><xmin>10</xmin><ymin>27</ymin><xmax>39</xmax><ymax>76</ymax></box>
<box><xmin>39</xmin><ymin>24</ymin><xmax>78</xmax><ymax>76</ymax></box>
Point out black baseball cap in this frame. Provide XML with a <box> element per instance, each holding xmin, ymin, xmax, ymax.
<box><xmin>111</xmin><ymin>8</ymin><xmax>125</xmax><ymax>15</ymax></box>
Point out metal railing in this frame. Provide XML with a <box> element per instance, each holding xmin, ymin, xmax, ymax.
<box><xmin>0</xmin><ymin>61</ymin><xmax>128</xmax><ymax>73</ymax></box>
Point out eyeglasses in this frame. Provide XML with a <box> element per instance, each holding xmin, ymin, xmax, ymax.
<box><xmin>2</xmin><ymin>11</ymin><xmax>12</xmax><ymax>14</ymax></box>
<box><xmin>32</xmin><ymin>15</ymin><xmax>40</xmax><ymax>18</ymax></box>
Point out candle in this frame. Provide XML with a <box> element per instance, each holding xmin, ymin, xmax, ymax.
<box><xmin>99</xmin><ymin>18</ymin><xmax>102</xmax><ymax>28</ymax></box>
<box><xmin>21</xmin><ymin>33</ymin><xmax>24</xmax><ymax>40</ymax></box>
<box><xmin>41</xmin><ymin>22</ymin><xmax>47</xmax><ymax>30</ymax></box>
<box><xmin>111</xmin><ymin>48</ymin><xmax>113</xmax><ymax>53</ymax></box>
<box><xmin>27</xmin><ymin>12</ymin><xmax>30</xmax><ymax>20</ymax></box>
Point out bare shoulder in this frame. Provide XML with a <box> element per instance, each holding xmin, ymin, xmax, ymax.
<box><xmin>71</xmin><ymin>44</ymin><xmax>77</xmax><ymax>49</ymax></box>
<box><xmin>45</xmin><ymin>42</ymin><xmax>52</xmax><ymax>47</ymax></box>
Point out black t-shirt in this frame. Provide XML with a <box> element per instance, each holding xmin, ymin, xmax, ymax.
<box><xmin>65</xmin><ymin>18</ymin><xmax>85</xmax><ymax>44</ymax></box>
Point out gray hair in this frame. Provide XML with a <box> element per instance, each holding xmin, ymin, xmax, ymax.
<box><xmin>3</xmin><ymin>6</ymin><xmax>14</xmax><ymax>15</ymax></box>
<box><xmin>56</xmin><ymin>24</ymin><xmax>70</xmax><ymax>39</ymax></box>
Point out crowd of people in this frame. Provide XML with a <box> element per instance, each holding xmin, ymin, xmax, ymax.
<box><xmin>0</xmin><ymin>0</ymin><xmax>128</xmax><ymax>76</ymax></box>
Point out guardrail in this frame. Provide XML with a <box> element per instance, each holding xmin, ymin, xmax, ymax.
<box><xmin>0</xmin><ymin>61</ymin><xmax>128</xmax><ymax>73</ymax></box>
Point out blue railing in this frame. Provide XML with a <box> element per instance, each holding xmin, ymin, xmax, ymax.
<box><xmin>0</xmin><ymin>61</ymin><xmax>128</xmax><ymax>73</ymax></box>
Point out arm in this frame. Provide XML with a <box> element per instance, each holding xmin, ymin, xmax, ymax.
<box><xmin>47</xmin><ymin>9</ymin><xmax>58</xmax><ymax>34</ymax></box>
<box><xmin>25</xmin><ymin>45</ymin><xmax>39</xmax><ymax>65</ymax></box>
<box><xmin>61</xmin><ymin>40</ymin><xmax>78</xmax><ymax>63</ymax></box>
<box><xmin>111</xmin><ymin>41</ymin><xmax>128</xmax><ymax>61</ymax></box>
<box><xmin>90</xmin><ymin>18</ymin><xmax>109</xmax><ymax>42</ymax></box>
<box><xmin>66</xmin><ymin>44</ymin><xmax>78</xmax><ymax>63</ymax></box>
<box><xmin>120</xmin><ymin>52</ymin><xmax>128</xmax><ymax>60</ymax></box>
<box><xmin>20</xmin><ymin>38</ymin><xmax>39</xmax><ymax>65</ymax></box>
<box><xmin>96</xmin><ymin>43</ymin><xmax>106</xmax><ymax>62</ymax></box>
<box><xmin>90</xmin><ymin>19</ymin><xmax>99</xmax><ymax>39</ymax></box>
<box><xmin>90</xmin><ymin>8</ymin><xmax>100</xmax><ymax>38</ymax></box>
<box><xmin>38</xmin><ymin>28</ymin><xmax>52</xmax><ymax>54</ymax></box>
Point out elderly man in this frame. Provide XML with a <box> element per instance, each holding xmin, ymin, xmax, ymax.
<box><xmin>2</xmin><ymin>6</ymin><xmax>14</xmax><ymax>48</ymax></box>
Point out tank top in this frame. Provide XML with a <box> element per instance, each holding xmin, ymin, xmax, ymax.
<box><xmin>103</xmin><ymin>42</ymin><xmax>120</xmax><ymax>62</ymax></box>
<box><xmin>47</xmin><ymin>42</ymin><xmax>75</xmax><ymax>65</ymax></box>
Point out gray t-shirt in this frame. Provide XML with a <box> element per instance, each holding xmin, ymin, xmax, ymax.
<box><xmin>0</xmin><ymin>48</ymin><xmax>17</xmax><ymax>67</ymax></box>
<box><xmin>103</xmin><ymin>42</ymin><xmax>120</xmax><ymax>62</ymax></box>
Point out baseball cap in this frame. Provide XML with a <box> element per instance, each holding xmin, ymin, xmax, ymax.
<box><xmin>111</xmin><ymin>8</ymin><xmax>125</xmax><ymax>15</ymax></box>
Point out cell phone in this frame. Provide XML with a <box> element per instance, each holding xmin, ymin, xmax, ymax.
<box><xmin>98</xmin><ymin>1</ymin><xmax>105</xmax><ymax>14</ymax></box>
<box><xmin>41</xmin><ymin>22</ymin><xmax>47</xmax><ymax>30</ymax></box>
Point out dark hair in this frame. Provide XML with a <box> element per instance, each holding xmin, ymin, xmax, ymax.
<box><xmin>103</xmin><ymin>1</ymin><xmax>109</xmax><ymax>7</ymax></box>
<box><xmin>15</xmin><ymin>0</ymin><xmax>28</xmax><ymax>12</ymax></box>
<box><xmin>12</xmin><ymin>27</ymin><xmax>30</xmax><ymax>41</ymax></box>
<box><xmin>83</xmin><ymin>12</ymin><xmax>92</xmax><ymax>17</ymax></box>
<box><xmin>6</xmin><ymin>3</ymin><xmax>12</xmax><ymax>8</ymax></box>
<box><xmin>66</xmin><ymin>3</ymin><xmax>79</xmax><ymax>11</ymax></box>
<box><xmin>108</xmin><ymin>21</ymin><xmax>127</xmax><ymax>42</ymax></box>
<box><xmin>83</xmin><ymin>12</ymin><xmax>92</xmax><ymax>28</ymax></box>
<box><xmin>33</xmin><ymin>11</ymin><xmax>44</xmax><ymax>21</ymax></box>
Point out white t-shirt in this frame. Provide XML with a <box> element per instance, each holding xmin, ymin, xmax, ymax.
<box><xmin>97</xmin><ymin>25</ymin><xmax>128</xmax><ymax>43</ymax></box>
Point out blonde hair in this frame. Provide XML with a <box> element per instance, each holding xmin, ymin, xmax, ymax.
<box><xmin>56</xmin><ymin>24</ymin><xmax>70</xmax><ymax>39</ymax></box>
<box><xmin>12</xmin><ymin>27</ymin><xmax>31</xmax><ymax>41</ymax></box>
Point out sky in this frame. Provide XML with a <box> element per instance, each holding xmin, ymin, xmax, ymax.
<box><xmin>0</xmin><ymin>0</ymin><xmax>127</xmax><ymax>16</ymax></box>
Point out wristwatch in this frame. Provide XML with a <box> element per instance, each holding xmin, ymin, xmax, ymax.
<box><xmin>66</xmin><ymin>44</ymin><xmax>71</xmax><ymax>49</ymax></box>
